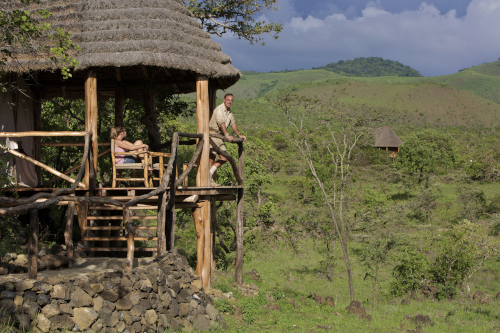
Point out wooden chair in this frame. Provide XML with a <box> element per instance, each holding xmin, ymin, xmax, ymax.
<box><xmin>111</xmin><ymin>139</ymin><xmax>149</xmax><ymax>188</ymax></box>
<box><xmin>148</xmin><ymin>151</ymin><xmax>172</xmax><ymax>187</ymax></box>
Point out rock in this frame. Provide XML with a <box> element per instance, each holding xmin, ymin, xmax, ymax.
<box><xmin>24</xmin><ymin>303</ymin><xmax>40</xmax><ymax>320</ymax></box>
<box><xmin>0</xmin><ymin>267</ymin><xmax>8</xmax><ymax>275</ymax></box>
<box><xmin>38</xmin><ymin>248</ymin><xmax>47</xmax><ymax>257</ymax></box>
<box><xmin>288</xmin><ymin>298</ymin><xmax>302</xmax><ymax>309</ymax></box>
<box><xmin>14</xmin><ymin>254</ymin><xmax>27</xmax><ymax>266</ymax></box>
<box><xmin>12</xmin><ymin>312</ymin><xmax>31</xmax><ymax>331</ymax></box>
<box><xmin>51</xmin><ymin>285</ymin><xmax>70</xmax><ymax>299</ymax></box>
<box><xmin>103</xmin><ymin>300</ymin><xmax>116</xmax><ymax>311</ymax></box>
<box><xmin>1</xmin><ymin>290</ymin><xmax>15</xmax><ymax>299</ymax></box>
<box><xmin>36</xmin><ymin>283</ymin><xmax>53</xmax><ymax>294</ymax></box>
<box><xmin>345</xmin><ymin>301</ymin><xmax>371</xmax><ymax>321</ymax></box>
<box><xmin>4</xmin><ymin>253</ymin><xmax>16</xmax><ymax>261</ymax></box>
<box><xmin>23</xmin><ymin>290</ymin><xmax>37</xmax><ymax>304</ymax></box>
<box><xmin>412</xmin><ymin>314</ymin><xmax>432</xmax><ymax>326</ymax></box>
<box><xmin>159</xmin><ymin>314</ymin><xmax>169</xmax><ymax>328</ymax></box>
<box><xmin>93</xmin><ymin>296</ymin><xmax>103</xmax><ymax>312</ymax></box>
<box><xmin>41</xmin><ymin>254</ymin><xmax>69</xmax><ymax>269</ymax></box>
<box><xmin>116</xmin><ymin>321</ymin><xmax>126</xmax><ymax>332</ymax></box>
<box><xmin>91</xmin><ymin>319</ymin><xmax>104</xmax><ymax>332</ymax></box>
<box><xmin>130</xmin><ymin>304</ymin><xmax>144</xmax><ymax>317</ymax></box>
<box><xmin>161</xmin><ymin>291</ymin><xmax>172</xmax><ymax>307</ymax></box>
<box><xmin>193</xmin><ymin>314</ymin><xmax>212</xmax><ymax>332</ymax></box>
<box><xmin>101</xmin><ymin>289</ymin><xmax>119</xmax><ymax>302</ymax></box>
<box><xmin>191</xmin><ymin>280</ymin><xmax>202</xmax><ymax>292</ymax></box>
<box><xmin>109</xmin><ymin>311</ymin><xmax>119</xmax><ymax>327</ymax></box>
<box><xmin>144</xmin><ymin>309</ymin><xmax>157</xmax><ymax>325</ymax></box>
<box><xmin>495</xmin><ymin>291</ymin><xmax>500</xmax><ymax>300</ymax></box>
<box><xmin>60</xmin><ymin>303</ymin><xmax>73</xmax><ymax>316</ymax></box>
<box><xmin>42</xmin><ymin>303</ymin><xmax>60</xmax><ymax>317</ymax></box>
<box><xmin>168</xmin><ymin>300</ymin><xmax>179</xmax><ymax>317</ymax></box>
<box><xmin>13</xmin><ymin>296</ymin><xmax>23</xmax><ymax>306</ymax></box>
<box><xmin>223</xmin><ymin>292</ymin><xmax>234</xmax><ymax>299</ymax></box>
<box><xmin>70</xmin><ymin>287</ymin><xmax>93</xmax><ymax>307</ymax></box>
<box><xmin>37</xmin><ymin>313</ymin><xmax>51</xmax><ymax>332</ymax></box>
<box><xmin>37</xmin><ymin>259</ymin><xmax>47</xmax><ymax>271</ymax></box>
<box><xmin>73</xmin><ymin>308</ymin><xmax>99</xmax><ymax>330</ymax></box>
<box><xmin>90</xmin><ymin>283</ymin><xmax>104</xmax><ymax>293</ymax></box>
<box><xmin>133</xmin><ymin>321</ymin><xmax>142</xmax><ymax>332</ymax></box>
<box><xmin>129</xmin><ymin>291</ymin><xmax>143</xmax><ymax>305</ymax></box>
<box><xmin>116</xmin><ymin>295</ymin><xmax>133</xmax><ymax>311</ymax></box>
<box><xmin>422</xmin><ymin>285</ymin><xmax>440</xmax><ymax>298</ymax></box>
<box><xmin>51</xmin><ymin>314</ymin><xmax>75</xmax><ymax>330</ymax></box>
<box><xmin>51</xmin><ymin>244</ymin><xmax>65</xmax><ymax>254</ymax></box>
<box><xmin>206</xmin><ymin>303</ymin><xmax>218</xmax><ymax>321</ymax></box>
<box><xmin>245</xmin><ymin>269</ymin><xmax>261</xmax><ymax>281</ymax></box>
<box><xmin>473</xmin><ymin>290</ymin><xmax>485</xmax><ymax>300</ymax></box>
<box><xmin>123</xmin><ymin>312</ymin><xmax>133</xmax><ymax>325</ymax></box>
<box><xmin>15</xmin><ymin>280</ymin><xmax>34</xmax><ymax>291</ymax></box>
<box><xmin>179</xmin><ymin>303</ymin><xmax>189</xmax><ymax>317</ymax></box>
<box><xmin>401</xmin><ymin>298</ymin><xmax>411</xmax><ymax>305</ymax></box>
<box><xmin>37</xmin><ymin>294</ymin><xmax>51</xmax><ymax>306</ymax></box>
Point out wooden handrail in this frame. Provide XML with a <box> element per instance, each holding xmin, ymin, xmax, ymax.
<box><xmin>0</xmin><ymin>131</ymin><xmax>87</xmax><ymax>137</ymax></box>
<box><xmin>41</xmin><ymin>142</ymin><xmax>111</xmax><ymax>147</ymax></box>
<box><xmin>208</xmin><ymin>138</ymin><xmax>243</xmax><ymax>185</ymax></box>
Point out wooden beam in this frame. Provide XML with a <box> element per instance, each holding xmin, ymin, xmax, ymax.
<box><xmin>202</xmin><ymin>200</ymin><xmax>212</xmax><ymax>288</ymax></box>
<box><xmin>125</xmin><ymin>208</ymin><xmax>134</xmax><ymax>271</ymax></box>
<box><xmin>115</xmin><ymin>85</ymin><xmax>124</xmax><ymax>126</ymax></box>
<box><xmin>85</xmin><ymin>69</ymin><xmax>98</xmax><ymax>189</ymax></box>
<box><xmin>41</xmin><ymin>142</ymin><xmax>110</xmax><ymax>147</ymax></box>
<box><xmin>0</xmin><ymin>131</ymin><xmax>86</xmax><ymax>137</ymax></box>
<box><xmin>28</xmin><ymin>209</ymin><xmax>38</xmax><ymax>279</ymax></box>
<box><xmin>209</xmin><ymin>81</ymin><xmax>217</xmax><ymax>119</ymax></box>
<box><xmin>236</xmin><ymin>142</ymin><xmax>245</xmax><ymax>285</ymax></box>
<box><xmin>193</xmin><ymin>206</ymin><xmax>203</xmax><ymax>276</ymax></box>
<box><xmin>65</xmin><ymin>195</ymin><xmax>75</xmax><ymax>267</ymax></box>
<box><xmin>115</xmin><ymin>67</ymin><xmax>121</xmax><ymax>82</ymax></box>
<box><xmin>33</xmin><ymin>88</ymin><xmax>42</xmax><ymax>186</ymax></box>
<box><xmin>0</xmin><ymin>143</ymin><xmax>86</xmax><ymax>187</ymax></box>
<box><xmin>196</xmin><ymin>76</ymin><xmax>210</xmax><ymax>187</ymax></box>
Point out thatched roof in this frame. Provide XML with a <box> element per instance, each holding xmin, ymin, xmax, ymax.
<box><xmin>374</xmin><ymin>126</ymin><xmax>404</xmax><ymax>147</ymax></box>
<box><xmin>2</xmin><ymin>0</ymin><xmax>240</xmax><ymax>96</ymax></box>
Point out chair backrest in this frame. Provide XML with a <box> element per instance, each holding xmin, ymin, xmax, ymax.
<box><xmin>110</xmin><ymin>139</ymin><xmax>116</xmax><ymax>165</ymax></box>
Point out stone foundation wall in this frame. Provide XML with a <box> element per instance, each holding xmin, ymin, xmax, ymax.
<box><xmin>0</xmin><ymin>251</ymin><xmax>221</xmax><ymax>332</ymax></box>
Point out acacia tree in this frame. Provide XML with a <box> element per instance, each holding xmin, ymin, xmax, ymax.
<box><xmin>270</xmin><ymin>91</ymin><xmax>377</xmax><ymax>302</ymax></box>
<box><xmin>187</xmin><ymin>0</ymin><xmax>282</xmax><ymax>44</ymax></box>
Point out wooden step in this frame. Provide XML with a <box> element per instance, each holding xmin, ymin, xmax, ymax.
<box><xmin>105</xmin><ymin>196</ymin><xmax>159</xmax><ymax>201</ymax></box>
<box><xmin>82</xmin><ymin>237</ymin><xmax>157</xmax><ymax>241</ymax></box>
<box><xmin>79</xmin><ymin>247</ymin><xmax>156</xmax><ymax>252</ymax></box>
<box><xmin>86</xmin><ymin>216</ymin><xmax>157</xmax><ymax>220</ymax></box>
<box><xmin>89</xmin><ymin>206</ymin><xmax>158</xmax><ymax>210</ymax></box>
<box><xmin>85</xmin><ymin>226</ymin><xmax>157</xmax><ymax>231</ymax></box>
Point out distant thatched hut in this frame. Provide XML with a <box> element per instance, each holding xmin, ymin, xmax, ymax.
<box><xmin>374</xmin><ymin>126</ymin><xmax>404</xmax><ymax>152</ymax></box>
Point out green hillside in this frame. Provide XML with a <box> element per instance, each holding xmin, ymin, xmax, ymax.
<box><xmin>315</xmin><ymin>57</ymin><xmax>423</xmax><ymax>77</ymax></box>
<box><xmin>220</xmin><ymin>60</ymin><xmax>500</xmax><ymax>128</ymax></box>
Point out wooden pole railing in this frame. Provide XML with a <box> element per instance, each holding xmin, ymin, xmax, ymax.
<box><xmin>0</xmin><ymin>131</ymin><xmax>86</xmax><ymax>137</ymax></box>
<box><xmin>0</xmin><ymin>131</ymin><xmax>244</xmax><ymax>275</ymax></box>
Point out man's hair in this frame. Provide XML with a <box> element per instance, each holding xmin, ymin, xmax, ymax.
<box><xmin>224</xmin><ymin>93</ymin><xmax>234</xmax><ymax>99</ymax></box>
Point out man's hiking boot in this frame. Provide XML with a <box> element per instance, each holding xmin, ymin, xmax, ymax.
<box><xmin>210</xmin><ymin>180</ymin><xmax>220</xmax><ymax>187</ymax></box>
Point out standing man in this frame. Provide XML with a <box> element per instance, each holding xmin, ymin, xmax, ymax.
<box><xmin>209</xmin><ymin>93</ymin><xmax>246</xmax><ymax>186</ymax></box>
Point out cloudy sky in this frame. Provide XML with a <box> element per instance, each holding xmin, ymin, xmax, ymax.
<box><xmin>214</xmin><ymin>0</ymin><xmax>500</xmax><ymax>77</ymax></box>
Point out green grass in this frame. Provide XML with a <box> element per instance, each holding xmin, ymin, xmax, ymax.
<box><xmin>212</xmin><ymin>236</ymin><xmax>500</xmax><ymax>332</ymax></box>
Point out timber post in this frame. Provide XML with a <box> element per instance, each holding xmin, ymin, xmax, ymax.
<box><xmin>125</xmin><ymin>207</ymin><xmax>134</xmax><ymax>271</ymax></box>
<box><xmin>33</xmin><ymin>87</ymin><xmax>42</xmax><ymax>186</ymax></box>
<box><xmin>65</xmin><ymin>194</ymin><xmax>75</xmax><ymax>268</ymax></box>
<box><xmin>236</xmin><ymin>142</ymin><xmax>245</xmax><ymax>285</ymax></box>
<box><xmin>84</xmin><ymin>69</ymin><xmax>98</xmax><ymax>189</ymax></box>
<box><xmin>195</xmin><ymin>75</ymin><xmax>212</xmax><ymax>288</ymax></box>
<box><xmin>28</xmin><ymin>209</ymin><xmax>39</xmax><ymax>279</ymax></box>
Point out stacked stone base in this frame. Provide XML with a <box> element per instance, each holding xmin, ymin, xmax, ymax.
<box><xmin>0</xmin><ymin>251</ymin><xmax>220</xmax><ymax>332</ymax></box>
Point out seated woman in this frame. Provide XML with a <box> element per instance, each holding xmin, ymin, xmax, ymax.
<box><xmin>110</xmin><ymin>125</ymin><xmax>149</xmax><ymax>165</ymax></box>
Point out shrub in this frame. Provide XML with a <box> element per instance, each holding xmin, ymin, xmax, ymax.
<box><xmin>391</xmin><ymin>250</ymin><xmax>429</xmax><ymax>296</ymax></box>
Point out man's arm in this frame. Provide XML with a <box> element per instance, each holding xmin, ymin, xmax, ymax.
<box><xmin>231</xmin><ymin>123</ymin><xmax>246</xmax><ymax>140</ymax></box>
<box><xmin>219</xmin><ymin>123</ymin><xmax>234</xmax><ymax>142</ymax></box>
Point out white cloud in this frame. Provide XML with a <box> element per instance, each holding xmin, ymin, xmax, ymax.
<box><xmin>216</xmin><ymin>0</ymin><xmax>500</xmax><ymax>76</ymax></box>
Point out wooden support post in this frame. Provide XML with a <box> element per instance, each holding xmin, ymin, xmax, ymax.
<box><xmin>182</xmin><ymin>162</ymin><xmax>188</xmax><ymax>187</ymax></box>
<box><xmin>196</xmin><ymin>76</ymin><xmax>210</xmax><ymax>187</ymax></box>
<box><xmin>235</xmin><ymin>142</ymin><xmax>245</xmax><ymax>285</ymax></box>
<box><xmin>125</xmin><ymin>207</ymin><xmax>134</xmax><ymax>271</ymax></box>
<box><xmin>28</xmin><ymin>209</ymin><xmax>39</xmax><ymax>279</ymax></box>
<box><xmin>115</xmin><ymin>85</ymin><xmax>124</xmax><ymax>126</ymax></box>
<box><xmin>33</xmin><ymin>88</ymin><xmax>42</xmax><ymax>186</ymax></box>
<box><xmin>65</xmin><ymin>194</ymin><xmax>75</xmax><ymax>267</ymax></box>
<box><xmin>208</xmin><ymin>81</ymin><xmax>217</xmax><ymax>119</ymax></box>
<box><xmin>211</xmin><ymin>197</ymin><xmax>216</xmax><ymax>279</ymax></box>
<box><xmin>166</xmin><ymin>153</ymin><xmax>177</xmax><ymax>250</ymax></box>
<box><xmin>201</xmin><ymin>200</ymin><xmax>212</xmax><ymax>288</ymax></box>
<box><xmin>157</xmin><ymin>193</ymin><xmax>167</xmax><ymax>255</ymax></box>
<box><xmin>192</xmin><ymin>207</ymin><xmax>203</xmax><ymax>276</ymax></box>
<box><xmin>85</xmin><ymin>70</ymin><xmax>98</xmax><ymax>189</ymax></box>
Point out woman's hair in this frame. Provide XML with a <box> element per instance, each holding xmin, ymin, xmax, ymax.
<box><xmin>110</xmin><ymin>125</ymin><xmax>126</xmax><ymax>139</ymax></box>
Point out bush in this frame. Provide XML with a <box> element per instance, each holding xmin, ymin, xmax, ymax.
<box><xmin>391</xmin><ymin>250</ymin><xmax>429</xmax><ymax>296</ymax></box>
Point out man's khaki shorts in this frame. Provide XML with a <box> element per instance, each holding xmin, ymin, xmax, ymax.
<box><xmin>210</xmin><ymin>136</ymin><xmax>227</xmax><ymax>155</ymax></box>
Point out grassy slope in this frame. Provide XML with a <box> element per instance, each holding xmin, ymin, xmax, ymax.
<box><xmin>226</xmin><ymin>61</ymin><xmax>500</xmax><ymax>129</ymax></box>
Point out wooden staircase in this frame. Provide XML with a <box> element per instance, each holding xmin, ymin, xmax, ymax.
<box><xmin>79</xmin><ymin>189</ymin><xmax>160</xmax><ymax>254</ymax></box>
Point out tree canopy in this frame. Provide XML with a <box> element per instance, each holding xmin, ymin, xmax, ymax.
<box><xmin>186</xmin><ymin>0</ymin><xmax>282</xmax><ymax>45</ymax></box>
<box><xmin>315</xmin><ymin>57</ymin><xmax>422</xmax><ymax>77</ymax></box>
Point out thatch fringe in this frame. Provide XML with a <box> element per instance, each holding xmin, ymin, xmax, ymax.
<box><xmin>1</xmin><ymin>0</ymin><xmax>240</xmax><ymax>85</ymax></box>
<box><xmin>374</xmin><ymin>127</ymin><xmax>404</xmax><ymax>147</ymax></box>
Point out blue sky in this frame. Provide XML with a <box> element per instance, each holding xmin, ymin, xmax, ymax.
<box><xmin>214</xmin><ymin>0</ymin><xmax>500</xmax><ymax>77</ymax></box>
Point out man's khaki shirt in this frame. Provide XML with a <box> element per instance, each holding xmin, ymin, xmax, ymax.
<box><xmin>209</xmin><ymin>103</ymin><xmax>236</xmax><ymax>134</ymax></box>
